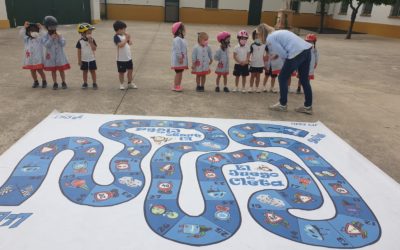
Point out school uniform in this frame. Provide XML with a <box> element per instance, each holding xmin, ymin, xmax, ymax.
<box><xmin>41</xmin><ymin>33</ymin><xmax>70</xmax><ymax>71</ymax></box>
<box><xmin>20</xmin><ymin>28</ymin><xmax>45</xmax><ymax>70</ymax></box>
<box><xmin>76</xmin><ymin>37</ymin><xmax>97</xmax><ymax>71</ymax></box>
<box><xmin>249</xmin><ymin>42</ymin><xmax>267</xmax><ymax>73</ymax></box>
<box><xmin>113</xmin><ymin>34</ymin><xmax>133</xmax><ymax>73</ymax></box>
<box><xmin>171</xmin><ymin>36</ymin><xmax>188</xmax><ymax>71</ymax></box>
<box><xmin>309</xmin><ymin>47</ymin><xmax>319</xmax><ymax>80</ymax></box>
<box><xmin>191</xmin><ymin>45</ymin><xmax>212</xmax><ymax>75</ymax></box>
<box><xmin>214</xmin><ymin>48</ymin><xmax>229</xmax><ymax>76</ymax></box>
<box><xmin>233</xmin><ymin>44</ymin><xmax>250</xmax><ymax>77</ymax></box>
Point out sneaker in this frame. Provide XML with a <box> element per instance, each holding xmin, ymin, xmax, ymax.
<box><xmin>269</xmin><ymin>87</ymin><xmax>277</xmax><ymax>93</ymax></box>
<box><xmin>295</xmin><ymin>106</ymin><xmax>313</xmax><ymax>115</ymax></box>
<box><xmin>296</xmin><ymin>87</ymin><xmax>301</xmax><ymax>94</ymax></box>
<box><xmin>196</xmin><ymin>85</ymin><xmax>201</xmax><ymax>92</ymax></box>
<box><xmin>269</xmin><ymin>102</ymin><xmax>288</xmax><ymax>112</ymax></box>
<box><xmin>172</xmin><ymin>85</ymin><xmax>183</xmax><ymax>92</ymax></box>
<box><xmin>120</xmin><ymin>84</ymin><xmax>125</xmax><ymax>90</ymax></box>
<box><xmin>241</xmin><ymin>88</ymin><xmax>247</xmax><ymax>93</ymax></box>
<box><xmin>223</xmin><ymin>87</ymin><xmax>230</xmax><ymax>93</ymax></box>
<box><xmin>232</xmin><ymin>87</ymin><xmax>238</xmax><ymax>92</ymax></box>
<box><xmin>262</xmin><ymin>86</ymin><xmax>268</xmax><ymax>92</ymax></box>
<box><xmin>256</xmin><ymin>88</ymin><xmax>261</xmax><ymax>93</ymax></box>
<box><xmin>52</xmin><ymin>83</ymin><xmax>58</xmax><ymax>90</ymax></box>
<box><xmin>249</xmin><ymin>87</ymin><xmax>255</xmax><ymax>93</ymax></box>
<box><xmin>81</xmin><ymin>83</ymin><xmax>88</xmax><ymax>89</ymax></box>
<box><xmin>215</xmin><ymin>86</ymin><xmax>220</xmax><ymax>92</ymax></box>
<box><xmin>93</xmin><ymin>83</ymin><xmax>98</xmax><ymax>90</ymax></box>
<box><xmin>128</xmin><ymin>83</ymin><xmax>138</xmax><ymax>89</ymax></box>
<box><xmin>200</xmin><ymin>86</ymin><xmax>205</xmax><ymax>92</ymax></box>
<box><xmin>42</xmin><ymin>81</ymin><xmax>47</xmax><ymax>88</ymax></box>
<box><xmin>32</xmin><ymin>81</ymin><xmax>39</xmax><ymax>88</ymax></box>
<box><xmin>61</xmin><ymin>82</ymin><xmax>67</xmax><ymax>89</ymax></box>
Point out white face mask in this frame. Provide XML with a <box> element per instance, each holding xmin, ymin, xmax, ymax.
<box><xmin>30</xmin><ymin>32</ymin><xmax>39</xmax><ymax>38</ymax></box>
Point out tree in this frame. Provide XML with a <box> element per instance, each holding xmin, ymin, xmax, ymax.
<box><xmin>343</xmin><ymin>0</ymin><xmax>396</xmax><ymax>39</ymax></box>
<box><xmin>301</xmin><ymin>0</ymin><xmax>342</xmax><ymax>34</ymax></box>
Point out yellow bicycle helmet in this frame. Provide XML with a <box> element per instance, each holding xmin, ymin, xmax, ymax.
<box><xmin>77</xmin><ymin>23</ymin><xmax>95</xmax><ymax>33</ymax></box>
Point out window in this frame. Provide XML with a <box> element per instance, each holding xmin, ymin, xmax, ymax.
<box><xmin>361</xmin><ymin>2</ymin><xmax>373</xmax><ymax>16</ymax></box>
<box><xmin>316</xmin><ymin>2</ymin><xmax>329</xmax><ymax>14</ymax></box>
<box><xmin>339</xmin><ymin>1</ymin><xmax>349</xmax><ymax>15</ymax></box>
<box><xmin>290</xmin><ymin>0</ymin><xmax>300</xmax><ymax>13</ymax></box>
<box><xmin>390</xmin><ymin>0</ymin><xmax>400</xmax><ymax>17</ymax></box>
<box><xmin>205</xmin><ymin>0</ymin><xmax>218</xmax><ymax>9</ymax></box>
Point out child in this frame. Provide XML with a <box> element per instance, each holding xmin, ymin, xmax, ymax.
<box><xmin>171</xmin><ymin>22</ymin><xmax>188</xmax><ymax>92</ymax></box>
<box><xmin>41</xmin><ymin>16</ymin><xmax>70</xmax><ymax>90</ymax></box>
<box><xmin>191</xmin><ymin>32</ymin><xmax>212</xmax><ymax>92</ymax></box>
<box><xmin>113</xmin><ymin>20</ymin><xmax>136</xmax><ymax>90</ymax></box>
<box><xmin>20</xmin><ymin>21</ymin><xmax>47</xmax><ymax>88</ymax></box>
<box><xmin>214</xmin><ymin>31</ymin><xmax>230</xmax><ymax>93</ymax></box>
<box><xmin>249</xmin><ymin>30</ymin><xmax>267</xmax><ymax>93</ymax></box>
<box><xmin>297</xmin><ymin>33</ymin><xmax>319</xmax><ymax>94</ymax></box>
<box><xmin>263</xmin><ymin>46</ymin><xmax>283</xmax><ymax>93</ymax></box>
<box><xmin>233</xmin><ymin>30</ymin><xmax>250</xmax><ymax>93</ymax></box>
<box><xmin>76</xmin><ymin>23</ymin><xmax>98</xmax><ymax>89</ymax></box>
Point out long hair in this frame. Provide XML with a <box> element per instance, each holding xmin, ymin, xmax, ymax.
<box><xmin>256</xmin><ymin>23</ymin><xmax>275</xmax><ymax>44</ymax></box>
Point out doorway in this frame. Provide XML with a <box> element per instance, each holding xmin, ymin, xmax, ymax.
<box><xmin>165</xmin><ymin>0</ymin><xmax>179</xmax><ymax>22</ymax></box>
<box><xmin>248</xmin><ymin>0</ymin><xmax>263</xmax><ymax>25</ymax></box>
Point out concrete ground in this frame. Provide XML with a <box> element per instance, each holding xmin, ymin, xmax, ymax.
<box><xmin>0</xmin><ymin>21</ymin><xmax>399</xmax><ymax>182</ymax></box>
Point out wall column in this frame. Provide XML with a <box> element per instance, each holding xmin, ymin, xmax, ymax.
<box><xmin>0</xmin><ymin>0</ymin><xmax>10</xmax><ymax>29</ymax></box>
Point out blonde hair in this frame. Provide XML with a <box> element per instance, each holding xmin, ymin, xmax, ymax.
<box><xmin>256</xmin><ymin>23</ymin><xmax>275</xmax><ymax>44</ymax></box>
<box><xmin>197</xmin><ymin>32</ymin><xmax>209</xmax><ymax>43</ymax></box>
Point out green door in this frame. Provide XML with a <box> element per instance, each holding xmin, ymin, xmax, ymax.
<box><xmin>248</xmin><ymin>0</ymin><xmax>263</xmax><ymax>25</ymax></box>
<box><xmin>5</xmin><ymin>0</ymin><xmax>91</xmax><ymax>28</ymax></box>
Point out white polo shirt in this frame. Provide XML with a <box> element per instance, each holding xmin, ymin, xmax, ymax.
<box><xmin>114</xmin><ymin>34</ymin><xmax>132</xmax><ymax>62</ymax></box>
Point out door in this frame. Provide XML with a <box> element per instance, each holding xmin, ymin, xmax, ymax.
<box><xmin>165</xmin><ymin>0</ymin><xmax>179</xmax><ymax>22</ymax></box>
<box><xmin>248</xmin><ymin>0</ymin><xmax>263</xmax><ymax>25</ymax></box>
<box><xmin>5</xmin><ymin>0</ymin><xmax>91</xmax><ymax>28</ymax></box>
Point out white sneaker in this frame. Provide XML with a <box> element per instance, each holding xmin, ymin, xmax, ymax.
<box><xmin>128</xmin><ymin>83</ymin><xmax>138</xmax><ymax>89</ymax></box>
<box><xmin>269</xmin><ymin>102</ymin><xmax>288</xmax><ymax>112</ymax></box>
<box><xmin>295</xmin><ymin>106</ymin><xmax>313</xmax><ymax>115</ymax></box>
<box><xmin>232</xmin><ymin>87</ymin><xmax>238</xmax><ymax>92</ymax></box>
<box><xmin>256</xmin><ymin>88</ymin><xmax>261</xmax><ymax>93</ymax></box>
<box><xmin>241</xmin><ymin>88</ymin><xmax>247</xmax><ymax>93</ymax></box>
<box><xmin>249</xmin><ymin>87</ymin><xmax>255</xmax><ymax>93</ymax></box>
<box><xmin>269</xmin><ymin>87</ymin><xmax>277</xmax><ymax>93</ymax></box>
<box><xmin>263</xmin><ymin>87</ymin><xmax>268</xmax><ymax>92</ymax></box>
<box><xmin>120</xmin><ymin>84</ymin><xmax>125</xmax><ymax>90</ymax></box>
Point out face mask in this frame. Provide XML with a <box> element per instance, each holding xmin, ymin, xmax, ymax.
<box><xmin>30</xmin><ymin>32</ymin><xmax>39</xmax><ymax>38</ymax></box>
<box><xmin>239</xmin><ymin>39</ymin><xmax>247</xmax><ymax>46</ymax></box>
<box><xmin>255</xmin><ymin>38</ymin><xmax>261</xmax><ymax>44</ymax></box>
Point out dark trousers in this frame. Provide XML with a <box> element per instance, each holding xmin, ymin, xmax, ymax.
<box><xmin>278</xmin><ymin>49</ymin><xmax>312</xmax><ymax>107</ymax></box>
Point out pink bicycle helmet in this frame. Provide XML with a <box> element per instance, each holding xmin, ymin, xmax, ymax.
<box><xmin>217</xmin><ymin>31</ymin><xmax>231</xmax><ymax>43</ymax></box>
<box><xmin>237</xmin><ymin>30</ymin><xmax>249</xmax><ymax>38</ymax></box>
<box><xmin>172</xmin><ymin>22</ymin><xmax>183</xmax><ymax>35</ymax></box>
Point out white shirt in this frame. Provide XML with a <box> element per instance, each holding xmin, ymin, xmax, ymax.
<box><xmin>233</xmin><ymin>44</ymin><xmax>250</xmax><ymax>63</ymax></box>
<box><xmin>76</xmin><ymin>38</ymin><xmax>96</xmax><ymax>62</ymax></box>
<box><xmin>114</xmin><ymin>34</ymin><xmax>132</xmax><ymax>62</ymax></box>
<box><xmin>250</xmin><ymin>43</ymin><xmax>267</xmax><ymax>68</ymax></box>
<box><xmin>266</xmin><ymin>30</ymin><xmax>312</xmax><ymax>60</ymax></box>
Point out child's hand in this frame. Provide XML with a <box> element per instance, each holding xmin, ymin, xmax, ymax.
<box><xmin>24</xmin><ymin>21</ymin><xmax>29</xmax><ymax>28</ymax></box>
<box><xmin>51</xmin><ymin>33</ymin><xmax>58</xmax><ymax>39</ymax></box>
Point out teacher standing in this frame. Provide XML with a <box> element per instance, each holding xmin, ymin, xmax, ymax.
<box><xmin>257</xmin><ymin>24</ymin><xmax>313</xmax><ymax>115</ymax></box>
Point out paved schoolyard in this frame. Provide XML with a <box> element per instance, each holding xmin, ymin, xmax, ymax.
<box><xmin>0</xmin><ymin>20</ymin><xmax>399</xmax><ymax>182</ymax></box>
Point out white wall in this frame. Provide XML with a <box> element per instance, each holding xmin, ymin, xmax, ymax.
<box><xmin>0</xmin><ymin>0</ymin><xmax>8</xmax><ymax>20</ymax></box>
<box><xmin>180</xmin><ymin>0</ymin><xmax>204</xmax><ymax>8</ymax></box>
<box><xmin>219</xmin><ymin>0</ymin><xmax>249</xmax><ymax>10</ymax></box>
<box><xmin>262</xmin><ymin>0</ymin><xmax>282</xmax><ymax>11</ymax></box>
<box><xmin>299</xmin><ymin>1</ymin><xmax>318</xmax><ymax>14</ymax></box>
<box><xmin>331</xmin><ymin>2</ymin><xmax>400</xmax><ymax>26</ymax></box>
<box><xmin>91</xmin><ymin>0</ymin><xmax>101</xmax><ymax>20</ymax></box>
<box><xmin>106</xmin><ymin>0</ymin><xmax>164</xmax><ymax>6</ymax></box>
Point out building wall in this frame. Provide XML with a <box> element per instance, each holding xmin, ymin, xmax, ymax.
<box><xmin>0</xmin><ymin>0</ymin><xmax>10</xmax><ymax>28</ymax></box>
<box><xmin>105</xmin><ymin>0</ymin><xmax>164</xmax><ymax>21</ymax></box>
<box><xmin>91</xmin><ymin>0</ymin><xmax>101</xmax><ymax>23</ymax></box>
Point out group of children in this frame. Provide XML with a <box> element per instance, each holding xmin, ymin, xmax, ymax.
<box><xmin>21</xmin><ymin>16</ymin><xmax>136</xmax><ymax>90</ymax></box>
<box><xmin>20</xmin><ymin>17</ymin><xmax>318</xmax><ymax>94</ymax></box>
<box><xmin>171</xmin><ymin>21</ymin><xmax>319</xmax><ymax>94</ymax></box>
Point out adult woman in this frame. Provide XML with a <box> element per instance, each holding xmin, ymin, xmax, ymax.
<box><xmin>257</xmin><ymin>24</ymin><xmax>313</xmax><ymax>114</ymax></box>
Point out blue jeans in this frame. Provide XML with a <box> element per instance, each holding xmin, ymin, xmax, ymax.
<box><xmin>278</xmin><ymin>49</ymin><xmax>312</xmax><ymax>107</ymax></box>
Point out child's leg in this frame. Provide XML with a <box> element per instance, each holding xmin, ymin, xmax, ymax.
<box><xmin>174</xmin><ymin>72</ymin><xmax>183</xmax><ymax>87</ymax></box>
<box><xmin>30</xmin><ymin>70</ymin><xmax>38</xmax><ymax>82</ymax></box>
<box><xmin>37</xmin><ymin>69</ymin><xmax>46</xmax><ymax>81</ymax></box>
<box><xmin>255</xmin><ymin>73</ymin><xmax>261</xmax><ymax>88</ymax></box>
<box><xmin>90</xmin><ymin>70</ymin><xmax>97</xmax><ymax>84</ymax></box>
<box><xmin>263</xmin><ymin>74</ymin><xmax>269</xmax><ymax>87</ymax></box>
<box><xmin>200</xmin><ymin>75</ymin><xmax>206</xmax><ymax>87</ymax></box>
<box><xmin>119</xmin><ymin>73</ymin><xmax>125</xmax><ymax>84</ymax></box>
<box><xmin>59</xmin><ymin>70</ymin><xmax>66</xmax><ymax>83</ymax></box>
<box><xmin>51</xmin><ymin>71</ymin><xmax>57</xmax><ymax>83</ymax></box>
<box><xmin>196</xmin><ymin>75</ymin><xmax>200</xmax><ymax>86</ymax></box>
<box><xmin>223</xmin><ymin>75</ymin><xmax>227</xmax><ymax>87</ymax></box>
<box><xmin>241</xmin><ymin>76</ymin><xmax>247</xmax><ymax>88</ymax></box>
<box><xmin>216</xmin><ymin>75</ymin><xmax>221</xmax><ymax>86</ymax></box>
<box><xmin>250</xmin><ymin>73</ymin><xmax>255</xmax><ymax>88</ymax></box>
<box><xmin>235</xmin><ymin>76</ymin><xmax>239</xmax><ymax>87</ymax></box>
<box><xmin>127</xmin><ymin>69</ymin><xmax>133</xmax><ymax>84</ymax></box>
<box><xmin>271</xmin><ymin>77</ymin><xmax>276</xmax><ymax>89</ymax></box>
<box><xmin>83</xmin><ymin>70</ymin><xmax>88</xmax><ymax>83</ymax></box>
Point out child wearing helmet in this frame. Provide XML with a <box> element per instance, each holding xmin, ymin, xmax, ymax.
<box><xmin>249</xmin><ymin>30</ymin><xmax>268</xmax><ymax>93</ymax></box>
<box><xmin>76</xmin><ymin>23</ymin><xmax>98</xmax><ymax>90</ymax></box>
<box><xmin>20</xmin><ymin>21</ymin><xmax>47</xmax><ymax>88</ymax></box>
<box><xmin>192</xmin><ymin>32</ymin><xmax>212</xmax><ymax>92</ymax></box>
<box><xmin>296</xmin><ymin>34</ymin><xmax>319</xmax><ymax>94</ymax></box>
<box><xmin>214</xmin><ymin>31</ymin><xmax>230</xmax><ymax>92</ymax></box>
<box><xmin>171</xmin><ymin>22</ymin><xmax>188</xmax><ymax>92</ymax></box>
<box><xmin>41</xmin><ymin>16</ymin><xmax>70</xmax><ymax>90</ymax></box>
<box><xmin>113</xmin><ymin>20</ymin><xmax>136</xmax><ymax>90</ymax></box>
<box><xmin>233</xmin><ymin>30</ymin><xmax>250</xmax><ymax>93</ymax></box>
<box><xmin>263</xmin><ymin>46</ymin><xmax>283</xmax><ymax>93</ymax></box>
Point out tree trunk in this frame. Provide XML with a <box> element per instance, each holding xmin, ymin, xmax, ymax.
<box><xmin>346</xmin><ymin>4</ymin><xmax>360</xmax><ymax>40</ymax></box>
<box><xmin>318</xmin><ymin>2</ymin><xmax>325</xmax><ymax>34</ymax></box>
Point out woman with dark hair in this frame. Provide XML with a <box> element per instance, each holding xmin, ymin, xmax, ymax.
<box><xmin>257</xmin><ymin>23</ymin><xmax>314</xmax><ymax>115</ymax></box>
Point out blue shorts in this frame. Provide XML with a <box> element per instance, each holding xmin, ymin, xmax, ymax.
<box><xmin>81</xmin><ymin>61</ymin><xmax>97</xmax><ymax>71</ymax></box>
<box><xmin>117</xmin><ymin>60</ymin><xmax>133</xmax><ymax>73</ymax></box>
<box><xmin>233</xmin><ymin>64</ymin><xmax>249</xmax><ymax>77</ymax></box>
